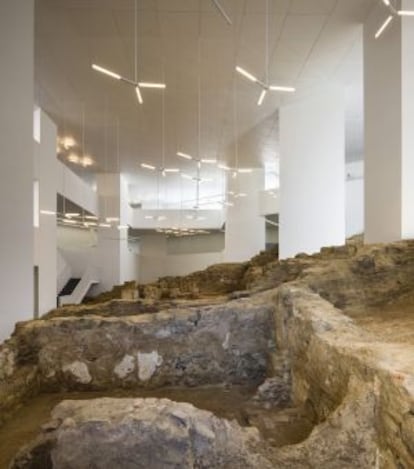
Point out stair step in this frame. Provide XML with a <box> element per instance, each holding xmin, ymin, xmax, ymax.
<box><xmin>58</xmin><ymin>278</ymin><xmax>81</xmax><ymax>297</ymax></box>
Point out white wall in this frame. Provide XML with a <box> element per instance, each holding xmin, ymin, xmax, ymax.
<box><xmin>279</xmin><ymin>86</ymin><xmax>346</xmax><ymax>259</ymax></box>
<box><xmin>57</xmin><ymin>162</ymin><xmax>98</xmax><ymax>215</ymax></box>
<box><xmin>224</xmin><ymin>170</ymin><xmax>266</xmax><ymax>262</ymax></box>
<box><xmin>138</xmin><ymin>234</ymin><xmax>168</xmax><ymax>284</ymax></box>
<box><xmin>34</xmin><ymin>109</ymin><xmax>57</xmax><ymax>315</ymax></box>
<box><xmin>364</xmin><ymin>4</ymin><xmax>402</xmax><ymax>243</ymax></box>
<box><xmin>0</xmin><ymin>0</ymin><xmax>34</xmax><ymax>341</ymax></box>
<box><xmin>346</xmin><ymin>161</ymin><xmax>364</xmax><ymax>238</ymax></box>
<box><xmin>138</xmin><ymin>233</ymin><xmax>224</xmax><ymax>283</ymax></box>
<box><xmin>401</xmin><ymin>0</ymin><xmax>414</xmax><ymax>238</ymax></box>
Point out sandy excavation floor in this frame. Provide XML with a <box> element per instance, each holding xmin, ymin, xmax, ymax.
<box><xmin>0</xmin><ymin>386</ymin><xmax>313</xmax><ymax>468</ymax></box>
<box><xmin>346</xmin><ymin>294</ymin><xmax>414</xmax><ymax>346</ymax></box>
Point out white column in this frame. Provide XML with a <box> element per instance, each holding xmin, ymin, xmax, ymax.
<box><xmin>279</xmin><ymin>86</ymin><xmax>346</xmax><ymax>259</ymax></box>
<box><xmin>95</xmin><ymin>173</ymin><xmax>137</xmax><ymax>293</ymax></box>
<box><xmin>364</xmin><ymin>0</ymin><xmax>414</xmax><ymax>242</ymax></box>
<box><xmin>34</xmin><ymin>109</ymin><xmax>57</xmax><ymax>316</ymax></box>
<box><xmin>224</xmin><ymin>169</ymin><xmax>265</xmax><ymax>262</ymax></box>
<box><xmin>0</xmin><ymin>0</ymin><xmax>34</xmax><ymax>341</ymax></box>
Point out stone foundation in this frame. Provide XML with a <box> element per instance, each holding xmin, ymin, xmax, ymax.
<box><xmin>2</xmin><ymin>240</ymin><xmax>414</xmax><ymax>467</ymax></box>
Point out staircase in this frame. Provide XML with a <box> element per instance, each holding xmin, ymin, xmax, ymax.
<box><xmin>58</xmin><ymin>268</ymin><xmax>99</xmax><ymax>306</ymax></box>
<box><xmin>59</xmin><ymin>278</ymin><xmax>81</xmax><ymax>297</ymax></box>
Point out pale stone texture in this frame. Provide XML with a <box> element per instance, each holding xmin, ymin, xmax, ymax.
<box><xmin>3</xmin><ymin>295</ymin><xmax>274</xmax><ymax>393</ymax></box>
<box><xmin>275</xmin><ymin>284</ymin><xmax>414</xmax><ymax>468</ymax></box>
<box><xmin>11</xmin><ymin>398</ymin><xmax>274</xmax><ymax>469</ymax></box>
<box><xmin>2</xmin><ymin>240</ymin><xmax>414</xmax><ymax>467</ymax></box>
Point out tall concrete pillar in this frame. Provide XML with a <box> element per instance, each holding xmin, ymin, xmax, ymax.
<box><xmin>279</xmin><ymin>86</ymin><xmax>346</xmax><ymax>259</ymax></box>
<box><xmin>34</xmin><ymin>109</ymin><xmax>58</xmax><ymax>316</ymax></box>
<box><xmin>364</xmin><ymin>0</ymin><xmax>414</xmax><ymax>242</ymax></box>
<box><xmin>95</xmin><ymin>173</ymin><xmax>136</xmax><ymax>293</ymax></box>
<box><xmin>224</xmin><ymin>169</ymin><xmax>265</xmax><ymax>262</ymax></box>
<box><xmin>0</xmin><ymin>0</ymin><xmax>34</xmax><ymax>341</ymax></box>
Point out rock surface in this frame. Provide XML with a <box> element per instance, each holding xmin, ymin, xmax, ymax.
<box><xmin>11</xmin><ymin>398</ymin><xmax>274</xmax><ymax>469</ymax></box>
<box><xmin>276</xmin><ymin>284</ymin><xmax>414</xmax><ymax>468</ymax></box>
<box><xmin>4</xmin><ymin>294</ymin><xmax>275</xmax><ymax>393</ymax></box>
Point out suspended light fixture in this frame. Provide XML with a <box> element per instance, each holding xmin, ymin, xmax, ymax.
<box><xmin>91</xmin><ymin>0</ymin><xmax>165</xmax><ymax>104</ymax></box>
<box><xmin>210</xmin><ymin>0</ymin><xmax>232</xmax><ymax>25</ymax></box>
<box><xmin>177</xmin><ymin>37</ymin><xmax>215</xmax><ymax>212</ymax></box>
<box><xmin>236</xmin><ymin>0</ymin><xmax>295</xmax><ymax>104</ymax></box>
<box><xmin>375</xmin><ymin>0</ymin><xmax>414</xmax><ymax>39</ymax></box>
<box><xmin>140</xmin><ymin>163</ymin><xmax>179</xmax><ymax>177</ymax></box>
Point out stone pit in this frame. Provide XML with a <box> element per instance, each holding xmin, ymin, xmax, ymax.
<box><xmin>1</xmin><ymin>240</ymin><xmax>414</xmax><ymax>468</ymax></box>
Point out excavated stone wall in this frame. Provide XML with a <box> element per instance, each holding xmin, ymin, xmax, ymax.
<box><xmin>0</xmin><ymin>295</ymin><xmax>275</xmax><ymax>403</ymax></box>
<box><xmin>2</xmin><ymin>240</ymin><xmax>414</xmax><ymax>467</ymax></box>
<box><xmin>275</xmin><ymin>285</ymin><xmax>414</xmax><ymax>468</ymax></box>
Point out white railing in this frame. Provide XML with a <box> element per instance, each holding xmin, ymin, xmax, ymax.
<box><xmin>59</xmin><ymin>267</ymin><xmax>99</xmax><ymax>306</ymax></box>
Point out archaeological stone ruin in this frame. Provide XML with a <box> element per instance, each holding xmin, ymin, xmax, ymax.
<box><xmin>1</xmin><ymin>239</ymin><xmax>414</xmax><ymax>468</ymax></box>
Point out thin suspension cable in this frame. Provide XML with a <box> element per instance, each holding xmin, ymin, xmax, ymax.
<box><xmin>82</xmin><ymin>104</ymin><xmax>85</xmax><ymax>157</ymax></box>
<box><xmin>104</xmin><ymin>101</ymin><xmax>108</xmax><ymax>219</ymax></box>
<box><xmin>162</xmin><ymin>81</ymin><xmax>166</xmax><ymax>168</ymax></box>
<box><xmin>265</xmin><ymin>0</ymin><xmax>269</xmax><ymax>84</ymax></box>
<box><xmin>116</xmin><ymin>116</ymin><xmax>120</xmax><ymax>173</ymax></box>
<box><xmin>196</xmin><ymin>35</ymin><xmax>202</xmax><ymax>208</ymax></box>
<box><xmin>134</xmin><ymin>0</ymin><xmax>138</xmax><ymax>83</ymax></box>
<box><xmin>233</xmin><ymin>80</ymin><xmax>239</xmax><ymax>169</ymax></box>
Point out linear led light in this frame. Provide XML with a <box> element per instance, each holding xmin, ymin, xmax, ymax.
<box><xmin>65</xmin><ymin>212</ymin><xmax>80</xmax><ymax>218</ymax></box>
<box><xmin>269</xmin><ymin>85</ymin><xmax>296</xmax><ymax>92</ymax></box>
<box><xmin>92</xmin><ymin>64</ymin><xmax>121</xmax><ymax>80</ymax></box>
<box><xmin>257</xmin><ymin>90</ymin><xmax>267</xmax><ymax>106</ymax></box>
<box><xmin>382</xmin><ymin>0</ymin><xmax>390</xmax><ymax>5</ymax></box>
<box><xmin>398</xmin><ymin>10</ymin><xmax>414</xmax><ymax>16</ymax></box>
<box><xmin>375</xmin><ymin>15</ymin><xmax>393</xmax><ymax>38</ymax></box>
<box><xmin>99</xmin><ymin>223</ymin><xmax>111</xmax><ymax>228</ymax></box>
<box><xmin>85</xmin><ymin>215</ymin><xmax>98</xmax><ymax>220</ymax></box>
<box><xmin>106</xmin><ymin>217</ymin><xmax>120</xmax><ymax>222</ymax></box>
<box><xmin>218</xmin><ymin>163</ymin><xmax>231</xmax><ymax>171</ymax></box>
<box><xmin>138</xmin><ymin>82</ymin><xmax>166</xmax><ymax>89</ymax></box>
<box><xmin>201</xmin><ymin>159</ymin><xmax>217</xmax><ymax>164</ymax></box>
<box><xmin>40</xmin><ymin>210</ymin><xmax>56</xmax><ymax>215</ymax></box>
<box><xmin>181</xmin><ymin>173</ymin><xmax>194</xmax><ymax>180</ymax></box>
<box><xmin>62</xmin><ymin>219</ymin><xmax>77</xmax><ymax>224</ymax></box>
<box><xmin>135</xmin><ymin>86</ymin><xmax>143</xmax><ymax>104</ymax></box>
<box><xmin>211</xmin><ymin>0</ymin><xmax>232</xmax><ymax>25</ymax></box>
<box><xmin>177</xmin><ymin>152</ymin><xmax>193</xmax><ymax>160</ymax></box>
<box><xmin>163</xmin><ymin>168</ymin><xmax>180</xmax><ymax>173</ymax></box>
<box><xmin>141</xmin><ymin>163</ymin><xmax>156</xmax><ymax>170</ymax></box>
<box><xmin>235</xmin><ymin>66</ymin><xmax>258</xmax><ymax>82</ymax></box>
<box><xmin>238</xmin><ymin>168</ymin><xmax>253</xmax><ymax>173</ymax></box>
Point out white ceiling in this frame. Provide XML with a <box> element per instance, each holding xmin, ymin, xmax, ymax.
<box><xmin>35</xmin><ymin>0</ymin><xmax>376</xmax><ymax>190</ymax></box>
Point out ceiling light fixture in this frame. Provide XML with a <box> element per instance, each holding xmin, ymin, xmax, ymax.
<box><xmin>236</xmin><ymin>0</ymin><xmax>295</xmax><ymax>104</ymax></box>
<box><xmin>398</xmin><ymin>10</ymin><xmax>414</xmax><ymax>16</ymax></box>
<box><xmin>68</xmin><ymin>153</ymin><xmax>80</xmax><ymax>164</ymax></box>
<box><xmin>61</xmin><ymin>136</ymin><xmax>76</xmax><ymax>149</ymax></box>
<box><xmin>375</xmin><ymin>0</ymin><xmax>414</xmax><ymax>39</ymax></box>
<box><xmin>91</xmin><ymin>0</ymin><xmax>165</xmax><ymax>104</ymax></box>
<box><xmin>177</xmin><ymin>152</ymin><xmax>217</xmax><ymax>165</ymax></box>
<box><xmin>375</xmin><ymin>15</ymin><xmax>394</xmax><ymax>38</ymax></box>
<box><xmin>211</xmin><ymin>0</ymin><xmax>232</xmax><ymax>25</ymax></box>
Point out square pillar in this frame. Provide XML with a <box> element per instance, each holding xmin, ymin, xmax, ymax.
<box><xmin>279</xmin><ymin>86</ymin><xmax>346</xmax><ymax>259</ymax></box>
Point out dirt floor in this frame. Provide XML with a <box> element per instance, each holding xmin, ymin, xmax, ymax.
<box><xmin>346</xmin><ymin>293</ymin><xmax>414</xmax><ymax>345</ymax></box>
<box><xmin>0</xmin><ymin>385</ymin><xmax>313</xmax><ymax>468</ymax></box>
